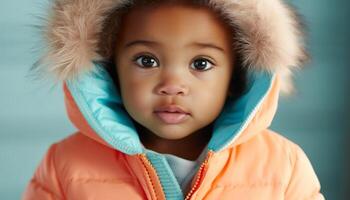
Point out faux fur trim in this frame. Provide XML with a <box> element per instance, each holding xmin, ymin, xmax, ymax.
<box><xmin>32</xmin><ymin>0</ymin><xmax>309</xmax><ymax>95</ymax></box>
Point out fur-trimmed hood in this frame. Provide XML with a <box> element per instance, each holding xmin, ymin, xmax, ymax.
<box><xmin>33</xmin><ymin>0</ymin><xmax>308</xmax><ymax>95</ymax></box>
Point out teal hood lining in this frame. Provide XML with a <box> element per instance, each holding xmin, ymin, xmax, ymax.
<box><xmin>66</xmin><ymin>62</ymin><xmax>275</xmax><ymax>155</ymax></box>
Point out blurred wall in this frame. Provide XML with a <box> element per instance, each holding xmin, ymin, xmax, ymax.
<box><xmin>0</xmin><ymin>1</ymin><xmax>75</xmax><ymax>199</ymax></box>
<box><xmin>0</xmin><ymin>0</ymin><xmax>349</xmax><ymax>199</ymax></box>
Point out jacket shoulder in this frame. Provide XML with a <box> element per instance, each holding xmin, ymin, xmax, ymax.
<box><xmin>251</xmin><ymin>129</ymin><xmax>324</xmax><ymax>199</ymax></box>
<box><xmin>260</xmin><ymin>130</ymin><xmax>324</xmax><ymax>199</ymax></box>
<box><xmin>223</xmin><ymin>129</ymin><xmax>318</xmax><ymax>186</ymax></box>
<box><xmin>214</xmin><ymin>129</ymin><xmax>323</xmax><ymax>199</ymax></box>
<box><xmin>239</xmin><ymin>129</ymin><xmax>300</xmax><ymax>165</ymax></box>
<box><xmin>256</xmin><ymin>129</ymin><xmax>319</xmax><ymax>175</ymax></box>
<box><xmin>23</xmin><ymin>132</ymin><xmax>144</xmax><ymax>199</ymax></box>
<box><xmin>51</xmin><ymin>132</ymin><xmax>135</xmax><ymax>191</ymax></box>
<box><xmin>261</xmin><ymin>129</ymin><xmax>299</xmax><ymax>150</ymax></box>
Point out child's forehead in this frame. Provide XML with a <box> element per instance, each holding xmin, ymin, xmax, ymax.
<box><xmin>116</xmin><ymin>3</ymin><xmax>234</xmax><ymax>46</ymax></box>
<box><xmin>121</xmin><ymin>1</ymin><xmax>227</xmax><ymax>27</ymax></box>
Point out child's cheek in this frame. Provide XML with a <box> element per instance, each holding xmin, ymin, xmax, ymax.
<box><xmin>197</xmin><ymin>70</ymin><xmax>231</xmax><ymax>113</ymax></box>
<box><xmin>197</xmin><ymin>86</ymin><xmax>226</xmax><ymax>117</ymax></box>
<box><xmin>121</xmin><ymin>75</ymin><xmax>153</xmax><ymax>115</ymax></box>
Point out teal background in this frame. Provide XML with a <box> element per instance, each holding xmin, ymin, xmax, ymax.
<box><xmin>0</xmin><ymin>0</ymin><xmax>349</xmax><ymax>199</ymax></box>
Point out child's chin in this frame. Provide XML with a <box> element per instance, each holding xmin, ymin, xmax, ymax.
<box><xmin>154</xmin><ymin>131</ymin><xmax>192</xmax><ymax>140</ymax></box>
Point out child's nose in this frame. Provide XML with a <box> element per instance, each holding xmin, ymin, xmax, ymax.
<box><xmin>157</xmin><ymin>84</ymin><xmax>189</xmax><ymax>96</ymax></box>
<box><xmin>155</xmin><ymin>71</ymin><xmax>190</xmax><ymax>96</ymax></box>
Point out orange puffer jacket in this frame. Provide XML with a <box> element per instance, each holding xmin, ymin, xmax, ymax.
<box><xmin>23</xmin><ymin>0</ymin><xmax>324</xmax><ymax>199</ymax></box>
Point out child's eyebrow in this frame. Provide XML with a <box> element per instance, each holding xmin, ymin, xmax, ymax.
<box><xmin>124</xmin><ymin>40</ymin><xmax>225</xmax><ymax>53</ymax></box>
<box><xmin>124</xmin><ymin>40</ymin><xmax>159</xmax><ymax>49</ymax></box>
<box><xmin>188</xmin><ymin>42</ymin><xmax>225</xmax><ymax>53</ymax></box>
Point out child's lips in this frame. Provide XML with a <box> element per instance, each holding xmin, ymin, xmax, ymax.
<box><xmin>154</xmin><ymin>105</ymin><xmax>190</xmax><ymax>124</ymax></box>
<box><xmin>154</xmin><ymin>111</ymin><xmax>190</xmax><ymax>124</ymax></box>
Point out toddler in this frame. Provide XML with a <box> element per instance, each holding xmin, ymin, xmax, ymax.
<box><xmin>23</xmin><ymin>0</ymin><xmax>324</xmax><ymax>199</ymax></box>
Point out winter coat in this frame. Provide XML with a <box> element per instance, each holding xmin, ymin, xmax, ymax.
<box><xmin>23</xmin><ymin>0</ymin><xmax>324</xmax><ymax>199</ymax></box>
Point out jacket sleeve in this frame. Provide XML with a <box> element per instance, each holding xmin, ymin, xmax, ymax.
<box><xmin>285</xmin><ymin>143</ymin><xmax>325</xmax><ymax>200</ymax></box>
<box><xmin>22</xmin><ymin>143</ymin><xmax>64</xmax><ymax>200</ymax></box>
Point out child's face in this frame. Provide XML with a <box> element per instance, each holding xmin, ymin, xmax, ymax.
<box><xmin>114</xmin><ymin>3</ymin><xmax>234</xmax><ymax>140</ymax></box>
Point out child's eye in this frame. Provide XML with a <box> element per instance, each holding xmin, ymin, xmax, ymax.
<box><xmin>191</xmin><ymin>58</ymin><xmax>215</xmax><ymax>71</ymax></box>
<box><xmin>133</xmin><ymin>55</ymin><xmax>159</xmax><ymax>68</ymax></box>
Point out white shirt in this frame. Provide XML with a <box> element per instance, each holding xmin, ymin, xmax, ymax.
<box><xmin>163</xmin><ymin>147</ymin><xmax>208</xmax><ymax>193</ymax></box>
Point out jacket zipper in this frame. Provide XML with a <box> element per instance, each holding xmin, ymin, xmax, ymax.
<box><xmin>138</xmin><ymin>151</ymin><xmax>213</xmax><ymax>200</ymax></box>
<box><xmin>138</xmin><ymin>153</ymin><xmax>164</xmax><ymax>200</ymax></box>
<box><xmin>184</xmin><ymin>151</ymin><xmax>213</xmax><ymax>200</ymax></box>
